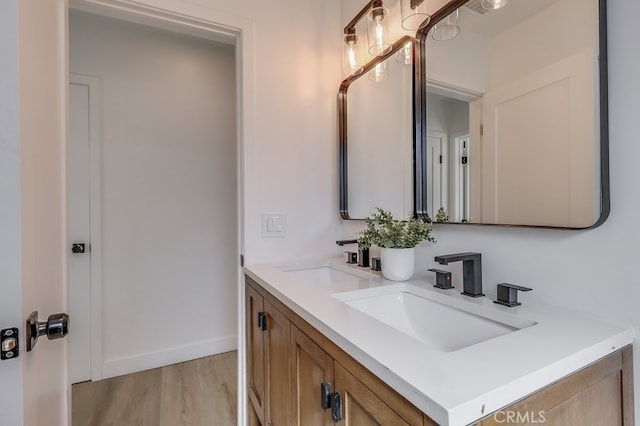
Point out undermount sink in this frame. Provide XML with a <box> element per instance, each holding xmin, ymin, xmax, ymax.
<box><xmin>333</xmin><ymin>284</ymin><xmax>537</xmax><ymax>352</ymax></box>
<box><xmin>280</xmin><ymin>264</ymin><xmax>373</xmax><ymax>286</ymax></box>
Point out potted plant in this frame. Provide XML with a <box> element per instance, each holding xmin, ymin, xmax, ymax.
<box><xmin>357</xmin><ymin>208</ymin><xmax>436</xmax><ymax>281</ymax></box>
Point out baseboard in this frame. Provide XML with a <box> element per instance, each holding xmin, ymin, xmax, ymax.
<box><xmin>101</xmin><ymin>335</ymin><xmax>237</xmax><ymax>379</ymax></box>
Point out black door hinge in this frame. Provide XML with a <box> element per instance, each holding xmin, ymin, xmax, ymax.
<box><xmin>439</xmin><ymin>155</ymin><xmax>443</xmax><ymax>164</ymax></box>
<box><xmin>462</xmin><ymin>156</ymin><xmax>468</xmax><ymax>164</ymax></box>
<box><xmin>240</xmin><ymin>254</ymin><xmax>244</xmax><ymax>266</ymax></box>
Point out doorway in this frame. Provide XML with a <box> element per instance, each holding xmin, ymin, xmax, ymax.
<box><xmin>67</xmin><ymin>9</ymin><xmax>241</xmax><ymax>421</ymax></box>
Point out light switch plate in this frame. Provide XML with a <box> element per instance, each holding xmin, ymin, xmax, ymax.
<box><xmin>262</xmin><ymin>213</ymin><xmax>286</xmax><ymax>238</ymax></box>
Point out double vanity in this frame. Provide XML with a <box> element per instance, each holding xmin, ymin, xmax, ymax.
<box><xmin>243</xmin><ymin>0</ymin><xmax>632</xmax><ymax>423</ymax></box>
<box><xmin>245</xmin><ymin>258</ymin><xmax>633</xmax><ymax>425</ymax></box>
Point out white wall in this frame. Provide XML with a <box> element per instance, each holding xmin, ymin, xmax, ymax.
<box><xmin>426</xmin><ymin>25</ymin><xmax>491</xmax><ymax>94</ymax></box>
<box><xmin>489</xmin><ymin>0</ymin><xmax>597</xmax><ymax>90</ymax></box>
<box><xmin>73</xmin><ymin>0</ymin><xmax>344</xmax><ymax>266</ymax></box>
<box><xmin>69</xmin><ymin>11</ymin><xmax>239</xmax><ymax>377</ymax></box>
<box><xmin>342</xmin><ymin>0</ymin><xmax>640</xmax><ymax>417</ymax></box>
<box><xmin>0</xmin><ymin>1</ymin><xmax>24</xmax><ymax>424</ymax></box>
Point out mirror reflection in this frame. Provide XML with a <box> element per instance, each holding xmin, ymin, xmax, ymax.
<box><xmin>344</xmin><ymin>40</ymin><xmax>414</xmax><ymax>220</ymax></box>
<box><xmin>422</xmin><ymin>0</ymin><xmax>605</xmax><ymax>227</ymax></box>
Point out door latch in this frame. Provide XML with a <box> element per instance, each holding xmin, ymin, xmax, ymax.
<box><xmin>1</xmin><ymin>328</ymin><xmax>19</xmax><ymax>360</ymax></box>
<box><xmin>71</xmin><ymin>243</ymin><xmax>86</xmax><ymax>254</ymax></box>
<box><xmin>26</xmin><ymin>311</ymin><xmax>69</xmax><ymax>352</ymax></box>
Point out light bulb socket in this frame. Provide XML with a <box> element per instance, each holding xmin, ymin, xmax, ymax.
<box><xmin>344</xmin><ymin>28</ymin><xmax>357</xmax><ymax>44</ymax></box>
<box><xmin>371</xmin><ymin>1</ymin><xmax>385</xmax><ymax>19</ymax></box>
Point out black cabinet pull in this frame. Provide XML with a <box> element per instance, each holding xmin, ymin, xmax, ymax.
<box><xmin>257</xmin><ymin>312</ymin><xmax>267</xmax><ymax>331</ymax></box>
<box><xmin>320</xmin><ymin>382</ymin><xmax>332</xmax><ymax>411</ymax></box>
<box><xmin>331</xmin><ymin>392</ymin><xmax>343</xmax><ymax>422</ymax></box>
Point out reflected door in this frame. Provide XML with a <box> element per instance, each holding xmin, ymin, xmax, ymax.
<box><xmin>426</xmin><ymin>132</ymin><xmax>446</xmax><ymax>217</ymax></box>
<box><xmin>482</xmin><ymin>49</ymin><xmax>597</xmax><ymax>227</ymax></box>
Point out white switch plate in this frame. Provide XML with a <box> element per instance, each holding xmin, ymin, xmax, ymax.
<box><xmin>262</xmin><ymin>213</ymin><xmax>286</xmax><ymax>238</ymax></box>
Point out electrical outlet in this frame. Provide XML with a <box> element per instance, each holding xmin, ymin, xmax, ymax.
<box><xmin>262</xmin><ymin>213</ymin><xmax>286</xmax><ymax>238</ymax></box>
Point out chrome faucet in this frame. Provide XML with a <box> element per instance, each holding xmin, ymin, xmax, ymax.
<box><xmin>434</xmin><ymin>252</ymin><xmax>484</xmax><ymax>297</ymax></box>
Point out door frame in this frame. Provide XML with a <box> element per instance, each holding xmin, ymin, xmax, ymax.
<box><xmin>66</xmin><ymin>0</ymin><xmax>252</xmax><ymax>422</ymax></box>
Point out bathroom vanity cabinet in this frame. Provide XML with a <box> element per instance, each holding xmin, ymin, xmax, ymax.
<box><xmin>245</xmin><ymin>275</ymin><xmax>633</xmax><ymax>425</ymax></box>
<box><xmin>247</xmin><ymin>276</ymin><xmax>431</xmax><ymax>425</ymax></box>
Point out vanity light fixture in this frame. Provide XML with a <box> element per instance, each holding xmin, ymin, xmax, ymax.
<box><xmin>400</xmin><ymin>0</ymin><xmax>431</xmax><ymax>31</ymax></box>
<box><xmin>367</xmin><ymin>0</ymin><xmax>392</xmax><ymax>56</ymax></box>
<box><xmin>342</xmin><ymin>28</ymin><xmax>365</xmax><ymax>76</ymax></box>
<box><xmin>431</xmin><ymin>8</ymin><xmax>460</xmax><ymax>41</ymax></box>
<box><xmin>480</xmin><ymin>0</ymin><xmax>510</xmax><ymax>11</ymax></box>
<box><xmin>342</xmin><ymin>0</ymin><xmax>393</xmax><ymax>76</ymax></box>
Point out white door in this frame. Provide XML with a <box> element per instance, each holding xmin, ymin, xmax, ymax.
<box><xmin>451</xmin><ymin>135</ymin><xmax>470</xmax><ymax>222</ymax></box>
<box><xmin>0</xmin><ymin>0</ymin><xmax>69</xmax><ymax>425</ymax></box>
<box><xmin>426</xmin><ymin>131</ymin><xmax>447</xmax><ymax>217</ymax></box>
<box><xmin>481</xmin><ymin>48</ymin><xmax>597</xmax><ymax>227</ymax></box>
<box><xmin>68</xmin><ymin>76</ymin><xmax>103</xmax><ymax>384</ymax></box>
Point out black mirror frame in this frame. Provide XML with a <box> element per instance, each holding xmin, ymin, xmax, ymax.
<box><xmin>414</xmin><ymin>0</ymin><xmax>610</xmax><ymax>229</ymax></box>
<box><xmin>338</xmin><ymin>35</ymin><xmax>424</xmax><ymax>220</ymax></box>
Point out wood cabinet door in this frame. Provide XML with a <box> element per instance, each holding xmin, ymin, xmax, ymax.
<box><xmin>479</xmin><ymin>347</ymin><xmax>631</xmax><ymax>426</ymax></box>
<box><xmin>264</xmin><ymin>300</ymin><xmax>292</xmax><ymax>426</ymax></box>
<box><xmin>246</xmin><ymin>284</ymin><xmax>265</xmax><ymax>423</ymax></box>
<box><xmin>334</xmin><ymin>362</ymin><xmax>412</xmax><ymax>426</ymax></box>
<box><xmin>291</xmin><ymin>325</ymin><xmax>335</xmax><ymax>426</ymax></box>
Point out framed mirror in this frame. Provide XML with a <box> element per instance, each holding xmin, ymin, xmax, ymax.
<box><xmin>416</xmin><ymin>0</ymin><xmax>609</xmax><ymax>228</ymax></box>
<box><xmin>339</xmin><ymin>35</ymin><xmax>421</xmax><ymax>220</ymax></box>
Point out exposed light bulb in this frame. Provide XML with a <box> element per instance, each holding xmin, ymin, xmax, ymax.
<box><xmin>342</xmin><ymin>30</ymin><xmax>364</xmax><ymax>76</ymax></box>
<box><xmin>347</xmin><ymin>43</ymin><xmax>358</xmax><ymax>70</ymax></box>
<box><xmin>374</xmin><ymin>16</ymin><xmax>384</xmax><ymax>50</ymax></box>
<box><xmin>367</xmin><ymin>5</ymin><xmax>391</xmax><ymax>56</ymax></box>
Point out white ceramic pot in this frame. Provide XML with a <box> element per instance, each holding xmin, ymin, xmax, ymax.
<box><xmin>380</xmin><ymin>247</ymin><xmax>415</xmax><ymax>281</ymax></box>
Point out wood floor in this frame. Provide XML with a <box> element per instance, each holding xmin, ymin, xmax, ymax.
<box><xmin>72</xmin><ymin>351</ymin><xmax>237</xmax><ymax>426</ymax></box>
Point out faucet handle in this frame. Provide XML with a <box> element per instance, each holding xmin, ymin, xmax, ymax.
<box><xmin>428</xmin><ymin>268</ymin><xmax>453</xmax><ymax>290</ymax></box>
<box><xmin>345</xmin><ymin>251</ymin><xmax>358</xmax><ymax>264</ymax></box>
<box><xmin>494</xmin><ymin>283</ymin><xmax>532</xmax><ymax>307</ymax></box>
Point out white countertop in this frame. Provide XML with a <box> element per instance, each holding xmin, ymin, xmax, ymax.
<box><xmin>244</xmin><ymin>257</ymin><xmax>634</xmax><ymax>426</ymax></box>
